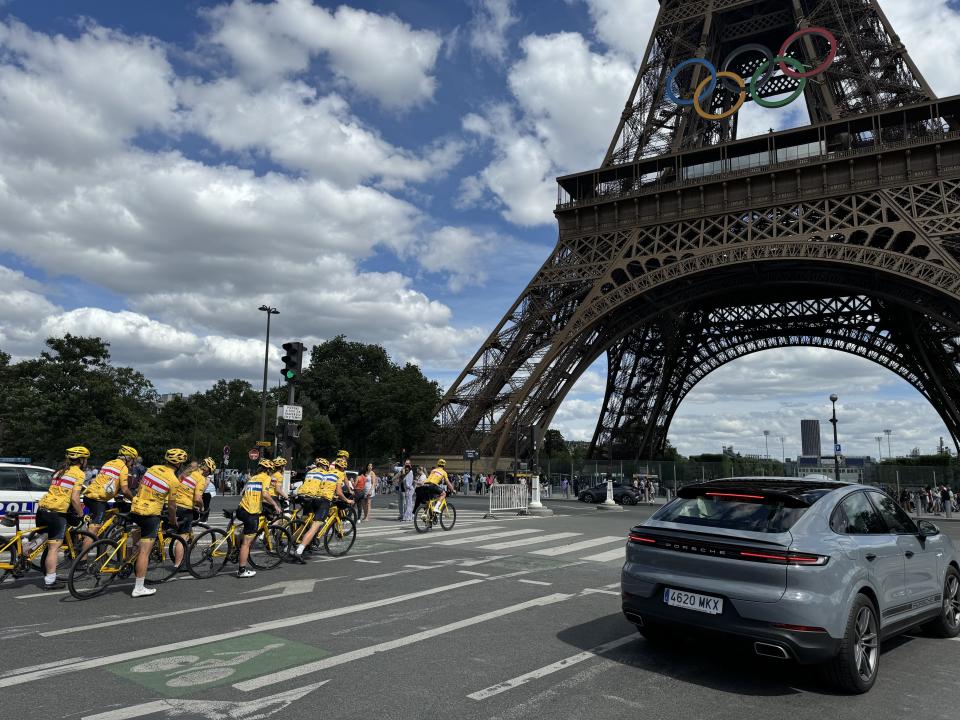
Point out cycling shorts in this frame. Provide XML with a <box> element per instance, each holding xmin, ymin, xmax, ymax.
<box><xmin>131</xmin><ymin>513</ymin><xmax>161</xmax><ymax>540</ymax></box>
<box><xmin>36</xmin><ymin>508</ymin><xmax>68</xmax><ymax>541</ymax></box>
<box><xmin>300</xmin><ymin>496</ymin><xmax>331</xmax><ymax>521</ymax></box>
<box><xmin>83</xmin><ymin>499</ymin><xmax>109</xmax><ymax>525</ymax></box>
<box><xmin>173</xmin><ymin>507</ymin><xmax>195</xmax><ymax>534</ymax></box>
<box><xmin>236</xmin><ymin>507</ymin><xmax>260</xmax><ymax>536</ymax></box>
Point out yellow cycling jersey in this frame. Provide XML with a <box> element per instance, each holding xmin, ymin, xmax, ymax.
<box><xmin>316</xmin><ymin>470</ymin><xmax>341</xmax><ymax>501</ymax></box>
<box><xmin>131</xmin><ymin>465</ymin><xmax>180</xmax><ymax>517</ymax></box>
<box><xmin>174</xmin><ymin>470</ymin><xmax>206</xmax><ymax>510</ymax></box>
<box><xmin>38</xmin><ymin>466</ymin><xmax>85</xmax><ymax>513</ymax></box>
<box><xmin>84</xmin><ymin>458</ymin><xmax>130</xmax><ymax>501</ymax></box>
<box><xmin>297</xmin><ymin>469</ymin><xmax>325</xmax><ymax>498</ymax></box>
<box><xmin>266</xmin><ymin>471</ymin><xmax>283</xmax><ymax>496</ymax></box>
<box><xmin>425</xmin><ymin>468</ymin><xmax>448</xmax><ymax>486</ymax></box>
<box><xmin>239</xmin><ymin>472</ymin><xmax>271</xmax><ymax>514</ymax></box>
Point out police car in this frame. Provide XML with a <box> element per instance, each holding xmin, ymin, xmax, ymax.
<box><xmin>0</xmin><ymin>462</ymin><xmax>54</xmax><ymax>534</ymax></box>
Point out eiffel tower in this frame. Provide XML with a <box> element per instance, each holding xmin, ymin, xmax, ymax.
<box><xmin>435</xmin><ymin>0</ymin><xmax>960</xmax><ymax>466</ymax></box>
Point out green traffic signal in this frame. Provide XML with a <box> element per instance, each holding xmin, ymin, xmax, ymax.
<box><xmin>285</xmin><ymin>369</ymin><xmax>295</xmax><ymax>380</ymax></box>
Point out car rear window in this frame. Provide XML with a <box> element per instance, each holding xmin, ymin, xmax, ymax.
<box><xmin>654</xmin><ymin>494</ymin><xmax>809</xmax><ymax>533</ymax></box>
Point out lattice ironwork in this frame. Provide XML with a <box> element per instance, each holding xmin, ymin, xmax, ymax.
<box><xmin>433</xmin><ymin>1</ymin><xmax>960</xmax><ymax>466</ymax></box>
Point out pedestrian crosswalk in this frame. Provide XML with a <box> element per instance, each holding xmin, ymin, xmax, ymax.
<box><xmin>355</xmin><ymin>515</ymin><xmax>627</xmax><ymax>564</ymax></box>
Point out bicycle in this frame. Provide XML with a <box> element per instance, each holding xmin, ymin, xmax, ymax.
<box><xmin>286</xmin><ymin>500</ymin><xmax>357</xmax><ymax>558</ymax></box>
<box><xmin>0</xmin><ymin>511</ymin><xmax>97</xmax><ymax>583</ymax></box>
<box><xmin>186</xmin><ymin>509</ymin><xmax>293</xmax><ymax>579</ymax></box>
<box><xmin>414</xmin><ymin>492</ymin><xmax>456</xmax><ymax>533</ymax></box>
<box><xmin>67</xmin><ymin>514</ymin><xmax>189</xmax><ymax>599</ymax></box>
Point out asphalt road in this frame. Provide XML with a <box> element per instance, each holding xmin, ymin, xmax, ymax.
<box><xmin>2</xmin><ymin>495</ymin><xmax>959</xmax><ymax>720</ymax></box>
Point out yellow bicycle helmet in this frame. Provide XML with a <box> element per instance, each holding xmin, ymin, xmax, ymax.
<box><xmin>66</xmin><ymin>446</ymin><xmax>91</xmax><ymax>459</ymax></box>
<box><xmin>437</xmin><ymin>458</ymin><xmax>446</xmax><ymax>468</ymax></box>
<box><xmin>201</xmin><ymin>457</ymin><xmax>217</xmax><ymax>473</ymax></box>
<box><xmin>164</xmin><ymin>448</ymin><xmax>189</xmax><ymax>464</ymax></box>
<box><xmin>259</xmin><ymin>458</ymin><xmax>274</xmax><ymax>470</ymax></box>
<box><xmin>336</xmin><ymin>449</ymin><xmax>350</xmax><ymax>459</ymax></box>
<box><xmin>314</xmin><ymin>457</ymin><xmax>329</xmax><ymax>468</ymax></box>
<box><xmin>334</xmin><ymin>457</ymin><xmax>347</xmax><ymax>469</ymax></box>
<box><xmin>118</xmin><ymin>445</ymin><xmax>138</xmax><ymax>459</ymax></box>
<box><xmin>273</xmin><ymin>457</ymin><xmax>287</xmax><ymax>467</ymax></box>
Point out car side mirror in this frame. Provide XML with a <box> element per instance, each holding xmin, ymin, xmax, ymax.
<box><xmin>917</xmin><ymin>519</ymin><xmax>940</xmax><ymax>538</ymax></box>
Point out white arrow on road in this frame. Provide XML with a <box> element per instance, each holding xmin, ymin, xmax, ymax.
<box><xmin>41</xmin><ymin>578</ymin><xmax>339</xmax><ymax>638</ymax></box>
<box><xmin>81</xmin><ymin>680</ymin><xmax>328</xmax><ymax>720</ymax></box>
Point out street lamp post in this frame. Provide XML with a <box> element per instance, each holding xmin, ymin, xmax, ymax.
<box><xmin>884</xmin><ymin>429</ymin><xmax>893</xmax><ymax>459</ymax></box>
<box><xmin>829</xmin><ymin>394</ymin><xmax>840</xmax><ymax>482</ymax></box>
<box><xmin>763</xmin><ymin>430</ymin><xmax>770</xmax><ymax>476</ymax></box>
<box><xmin>875</xmin><ymin>436</ymin><xmax>883</xmax><ymax>460</ymax></box>
<box><xmin>258</xmin><ymin>305</ymin><xmax>279</xmax><ymax>442</ymax></box>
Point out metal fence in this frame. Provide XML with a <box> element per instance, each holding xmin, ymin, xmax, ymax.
<box><xmin>485</xmin><ymin>484</ymin><xmax>528</xmax><ymax>518</ymax></box>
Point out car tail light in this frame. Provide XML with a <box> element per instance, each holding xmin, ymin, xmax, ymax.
<box><xmin>740</xmin><ymin>550</ymin><xmax>829</xmax><ymax>566</ymax></box>
<box><xmin>628</xmin><ymin>533</ymin><xmax>657</xmax><ymax>544</ymax></box>
<box><xmin>772</xmin><ymin>623</ymin><xmax>827</xmax><ymax>633</ymax></box>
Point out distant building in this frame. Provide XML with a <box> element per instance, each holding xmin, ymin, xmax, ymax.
<box><xmin>155</xmin><ymin>393</ymin><xmax>183</xmax><ymax>409</ymax></box>
<box><xmin>801</xmin><ymin>420</ymin><xmax>822</xmax><ymax>457</ymax></box>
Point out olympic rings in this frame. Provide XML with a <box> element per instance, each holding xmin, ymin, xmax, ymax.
<box><xmin>666</xmin><ymin>58</ymin><xmax>718</xmax><ymax>106</ymax></box>
<box><xmin>666</xmin><ymin>26</ymin><xmax>836</xmax><ymax>120</ymax></box>
<box><xmin>694</xmin><ymin>71</ymin><xmax>746</xmax><ymax>121</ymax></box>
<box><xmin>778</xmin><ymin>27</ymin><xmax>837</xmax><ymax>79</ymax></box>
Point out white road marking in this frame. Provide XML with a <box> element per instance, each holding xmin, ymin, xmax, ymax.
<box><xmin>234</xmin><ymin>592</ymin><xmax>573</xmax><ymax>692</ymax></box>
<box><xmin>15</xmin><ymin>589</ymin><xmax>69</xmax><ymax>599</ymax></box>
<box><xmin>0</xmin><ymin>657</ymin><xmax>86</xmax><ymax>678</ymax></box>
<box><xmin>517</xmin><ymin>579</ymin><xmax>551</xmax><ymax>586</ymax></box>
<box><xmin>356</xmin><ymin>563</ymin><xmax>450</xmax><ymax>582</ymax></box>
<box><xmin>581</xmin><ymin>589</ymin><xmax>620</xmax><ymax>596</ymax></box>
<box><xmin>389</xmin><ymin>526</ymin><xmax>505</xmax><ymax>542</ymax></box>
<box><xmin>0</xmin><ymin>577</ymin><xmax>487</xmax><ymax>688</ymax></box>
<box><xmin>352</xmin><ymin>559</ymin><xmax>381</xmax><ymax>564</ymax></box>
<box><xmin>467</xmin><ymin>635</ymin><xmax>637</xmax><ymax>700</ymax></box>
<box><xmin>458</xmin><ymin>570</ymin><xmax>490</xmax><ymax>577</ymax></box>
<box><xmin>41</xmin><ymin>579</ymin><xmax>338</xmax><ymax>637</ymax></box>
<box><xmin>430</xmin><ymin>529</ymin><xmax>541</xmax><ymax>547</ymax></box>
<box><xmin>530</xmin><ymin>536</ymin><xmax>625</xmax><ymax>556</ymax></box>
<box><xmin>81</xmin><ymin>680</ymin><xmax>329</xmax><ymax>720</ymax></box>
<box><xmin>579</xmin><ymin>547</ymin><xmax>626</xmax><ymax>563</ymax></box>
<box><xmin>477</xmin><ymin>532</ymin><xmax>581</xmax><ymax>551</ymax></box>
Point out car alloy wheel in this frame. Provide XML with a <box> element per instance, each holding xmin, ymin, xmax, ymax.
<box><xmin>945</xmin><ymin>573</ymin><xmax>960</xmax><ymax>630</ymax></box>
<box><xmin>853</xmin><ymin>606</ymin><xmax>879</xmax><ymax>684</ymax></box>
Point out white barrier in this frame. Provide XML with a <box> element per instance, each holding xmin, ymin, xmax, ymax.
<box><xmin>485</xmin><ymin>484</ymin><xmax>529</xmax><ymax>518</ymax></box>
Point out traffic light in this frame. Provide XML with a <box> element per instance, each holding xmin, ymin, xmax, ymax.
<box><xmin>280</xmin><ymin>341</ymin><xmax>305</xmax><ymax>383</ymax></box>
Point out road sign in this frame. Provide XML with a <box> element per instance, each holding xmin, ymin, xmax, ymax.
<box><xmin>835</xmin><ymin>443</ymin><xmax>842</xmax><ymax>453</ymax></box>
<box><xmin>463</xmin><ymin>449</ymin><xmax>479</xmax><ymax>460</ymax></box>
<box><xmin>248</xmin><ymin>449</ymin><xmax>260</xmax><ymax>461</ymax></box>
<box><xmin>278</xmin><ymin>404</ymin><xmax>303</xmax><ymax>421</ymax></box>
<box><xmin>0</xmin><ymin>457</ymin><xmax>31</xmax><ymax>464</ymax></box>
<box><xmin>223</xmin><ymin>455</ymin><xmax>230</xmax><ymax>467</ymax></box>
<box><xmin>255</xmin><ymin>440</ymin><xmax>272</xmax><ymax>448</ymax></box>
<box><xmin>223</xmin><ymin>445</ymin><xmax>231</xmax><ymax>456</ymax></box>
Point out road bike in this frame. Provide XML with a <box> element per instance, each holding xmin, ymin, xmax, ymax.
<box><xmin>0</xmin><ymin>511</ymin><xmax>97</xmax><ymax>583</ymax></box>
<box><xmin>289</xmin><ymin>500</ymin><xmax>357</xmax><ymax>557</ymax></box>
<box><xmin>414</xmin><ymin>492</ymin><xmax>456</xmax><ymax>533</ymax></box>
<box><xmin>186</xmin><ymin>509</ymin><xmax>293</xmax><ymax>579</ymax></box>
<box><xmin>67</xmin><ymin>514</ymin><xmax>189</xmax><ymax>599</ymax></box>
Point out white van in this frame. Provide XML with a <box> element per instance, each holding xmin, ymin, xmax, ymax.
<box><xmin>0</xmin><ymin>462</ymin><xmax>54</xmax><ymax>534</ymax></box>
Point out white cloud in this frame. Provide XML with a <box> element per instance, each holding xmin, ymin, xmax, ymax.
<box><xmin>879</xmin><ymin>1</ymin><xmax>960</xmax><ymax>96</ymax></box>
<box><xmin>469</xmin><ymin>0</ymin><xmax>518</xmax><ymax>63</ymax></box>
<box><xmin>205</xmin><ymin>0</ymin><xmax>443</xmax><ymax>109</ymax></box>
<box><xmin>579</xmin><ymin>0</ymin><xmax>658</xmax><ymax>64</ymax></box>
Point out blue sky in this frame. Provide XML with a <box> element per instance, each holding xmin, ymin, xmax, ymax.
<box><xmin>0</xmin><ymin>0</ymin><xmax>957</xmax><ymax>458</ymax></box>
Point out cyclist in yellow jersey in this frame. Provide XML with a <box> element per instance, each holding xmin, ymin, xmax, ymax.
<box><xmin>129</xmin><ymin>448</ymin><xmax>186</xmax><ymax>597</ymax></box>
<box><xmin>267</xmin><ymin>457</ymin><xmax>290</xmax><ymax>514</ymax></box>
<box><xmin>236</xmin><ymin>458</ymin><xmax>281</xmax><ymax>578</ymax></box>
<box><xmin>413</xmin><ymin>458</ymin><xmax>455</xmax><ymax>515</ymax></box>
<box><xmin>83</xmin><ymin>445</ymin><xmax>137</xmax><ymax>546</ymax></box>
<box><xmin>36</xmin><ymin>446</ymin><xmax>89</xmax><ymax>590</ymax></box>
<box><xmin>170</xmin><ymin>457</ymin><xmax>215</xmax><ymax>566</ymax></box>
<box><xmin>290</xmin><ymin>457</ymin><xmax>353</xmax><ymax>563</ymax></box>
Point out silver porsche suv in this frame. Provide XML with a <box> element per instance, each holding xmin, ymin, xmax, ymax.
<box><xmin>620</xmin><ymin>477</ymin><xmax>960</xmax><ymax>693</ymax></box>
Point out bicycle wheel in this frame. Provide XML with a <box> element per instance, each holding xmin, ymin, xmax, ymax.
<box><xmin>440</xmin><ymin>502</ymin><xmax>457</xmax><ymax>531</ymax></box>
<box><xmin>187</xmin><ymin>529</ymin><xmax>228</xmax><ymax>579</ymax></box>
<box><xmin>248</xmin><ymin>526</ymin><xmax>290</xmax><ymax>570</ymax></box>
<box><xmin>68</xmin><ymin>539</ymin><xmax>123</xmax><ymax>599</ymax></box>
<box><xmin>323</xmin><ymin>516</ymin><xmax>356</xmax><ymax>557</ymax></box>
<box><xmin>145</xmin><ymin>536</ymin><xmax>186</xmax><ymax>585</ymax></box>
<box><xmin>30</xmin><ymin>529</ymin><xmax>98</xmax><ymax>578</ymax></box>
<box><xmin>413</xmin><ymin>506</ymin><xmax>431</xmax><ymax>533</ymax></box>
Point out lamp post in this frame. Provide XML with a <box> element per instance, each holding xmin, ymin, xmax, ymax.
<box><xmin>875</xmin><ymin>435</ymin><xmax>883</xmax><ymax>460</ymax></box>
<box><xmin>763</xmin><ymin>430</ymin><xmax>770</xmax><ymax>476</ymax></box>
<box><xmin>829</xmin><ymin>394</ymin><xmax>840</xmax><ymax>482</ymax></box>
<box><xmin>257</xmin><ymin>305</ymin><xmax>279</xmax><ymax>442</ymax></box>
<box><xmin>884</xmin><ymin>429</ymin><xmax>893</xmax><ymax>459</ymax></box>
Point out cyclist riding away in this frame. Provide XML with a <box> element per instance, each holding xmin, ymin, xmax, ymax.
<box><xmin>170</xmin><ymin>457</ymin><xmax>215</xmax><ymax>566</ymax></box>
<box><xmin>413</xmin><ymin>458</ymin><xmax>455</xmax><ymax>515</ymax></box>
<box><xmin>236</xmin><ymin>457</ymin><xmax>282</xmax><ymax>578</ymax></box>
<box><xmin>289</xmin><ymin>457</ymin><xmax>353</xmax><ymax>564</ymax></box>
<box><xmin>129</xmin><ymin>448</ymin><xmax>186</xmax><ymax>598</ymax></box>
<box><xmin>83</xmin><ymin>445</ymin><xmax>137</xmax><ymax>546</ymax></box>
<box><xmin>269</xmin><ymin>457</ymin><xmax>290</xmax><ymax>511</ymax></box>
<box><xmin>36</xmin><ymin>446</ymin><xmax>89</xmax><ymax>590</ymax></box>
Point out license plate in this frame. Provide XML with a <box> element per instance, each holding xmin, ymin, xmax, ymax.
<box><xmin>663</xmin><ymin>588</ymin><xmax>723</xmax><ymax>615</ymax></box>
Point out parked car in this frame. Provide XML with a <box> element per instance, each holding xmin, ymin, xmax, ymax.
<box><xmin>578</xmin><ymin>482</ymin><xmax>638</xmax><ymax>505</ymax></box>
<box><xmin>621</xmin><ymin>477</ymin><xmax>960</xmax><ymax>693</ymax></box>
<box><xmin>0</xmin><ymin>462</ymin><xmax>54</xmax><ymax>534</ymax></box>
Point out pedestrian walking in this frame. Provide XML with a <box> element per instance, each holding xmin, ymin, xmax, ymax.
<box><xmin>359</xmin><ymin>463</ymin><xmax>377</xmax><ymax>522</ymax></box>
<box><xmin>942</xmin><ymin>485</ymin><xmax>952</xmax><ymax>519</ymax></box>
<box><xmin>401</xmin><ymin>462</ymin><xmax>415</xmax><ymax>522</ymax></box>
